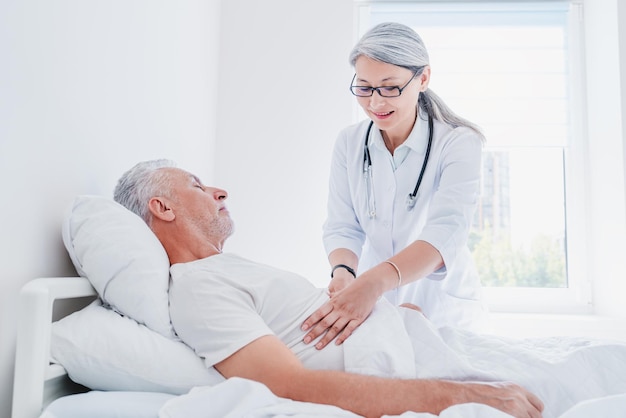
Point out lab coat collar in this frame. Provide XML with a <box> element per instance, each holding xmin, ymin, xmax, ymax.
<box><xmin>370</xmin><ymin>107</ymin><xmax>430</xmax><ymax>156</ymax></box>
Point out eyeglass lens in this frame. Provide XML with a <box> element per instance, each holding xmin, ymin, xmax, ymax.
<box><xmin>351</xmin><ymin>86</ymin><xmax>402</xmax><ymax>97</ymax></box>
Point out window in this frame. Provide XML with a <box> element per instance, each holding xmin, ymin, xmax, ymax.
<box><xmin>358</xmin><ymin>1</ymin><xmax>590</xmax><ymax>313</ymax></box>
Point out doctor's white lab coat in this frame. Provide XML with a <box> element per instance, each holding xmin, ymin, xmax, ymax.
<box><xmin>323</xmin><ymin>114</ymin><xmax>488</xmax><ymax>331</ymax></box>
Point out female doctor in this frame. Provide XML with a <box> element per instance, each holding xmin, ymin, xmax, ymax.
<box><xmin>302</xmin><ymin>22</ymin><xmax>488</xmax><ymax>349</ymax></box>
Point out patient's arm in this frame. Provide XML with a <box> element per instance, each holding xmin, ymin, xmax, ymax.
<box><xmin>214</xmin><ymin>335</ymin><xmax>544</xmax><ymax>418</ymax></box>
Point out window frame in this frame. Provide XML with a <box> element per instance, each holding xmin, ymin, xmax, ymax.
<box><xmin>355</xmin><ymin>0</ymin><xmax>592</xmax><ymax>314</ymax></box>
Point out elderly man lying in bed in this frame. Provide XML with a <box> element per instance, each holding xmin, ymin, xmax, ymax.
<box><xmin>112</xmin><ymin>160</ymin><xmax>625</xmax><ymax>418</ymax></box>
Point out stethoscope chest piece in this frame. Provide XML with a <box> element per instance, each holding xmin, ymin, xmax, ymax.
<box><xmin>406</xmin><ymin>193</ymin><xmax>418</xmax><ymax>210</ymax></box>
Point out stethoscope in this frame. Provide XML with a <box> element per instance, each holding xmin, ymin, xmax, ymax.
<box><xmin>363</xmin><ymin>114</ymin><xmax>433</xmax><ymax>219</ymax></box>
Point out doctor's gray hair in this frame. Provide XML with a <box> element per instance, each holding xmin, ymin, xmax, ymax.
<box><xmin>114</xmin><ymin>159</ymin><xmax>177</xmax><ymax>224</ymax></box>
<box><xmin>350</xmin><ymin>22</ymin><xmax>483</xmax><ymax>137</ymax></box>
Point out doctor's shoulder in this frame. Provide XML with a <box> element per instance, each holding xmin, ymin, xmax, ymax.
<box><xmin>336</xmin><ymin>120</ymin><xmax>371</xmax><ymax>147</ymax></box>
<box><xmin>437</xmin><ymin>122</ymin><xmax>485</xmax><ymax>152</ymax></box>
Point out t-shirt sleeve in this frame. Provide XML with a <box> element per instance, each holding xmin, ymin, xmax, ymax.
<box><xmin>169</xmin><ymin>269</ymin><xmax>273</xmax><ymax>367</ymax></box>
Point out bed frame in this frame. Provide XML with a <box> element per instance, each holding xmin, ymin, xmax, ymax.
<box><xmin>12</xmin><ymin>277</ymin><xmax>96</xmax><ymax>418</ymax></box>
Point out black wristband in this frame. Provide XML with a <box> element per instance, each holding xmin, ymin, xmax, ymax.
<box><xmin>331</xmin><ymin>264</ymin><xmax>356</xmax><ymax>279</ymax></box>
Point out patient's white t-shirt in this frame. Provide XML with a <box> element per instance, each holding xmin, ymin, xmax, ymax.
<box><xmin>169</xmin><ymin>253</ymin><xmax>415</xmax><ymax>378</ymax></box>
<box><xmin>169</xmin><ymin>253</ymin><xmax>345</xmax><ymax>371</ymax></box>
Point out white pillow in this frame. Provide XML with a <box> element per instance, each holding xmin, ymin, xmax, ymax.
<box><xmin>51</xmin><ymin>300</ymin><xmax>224</xmax><ymax>394</ymax></box>
<box><xmin>62</xmin><ymin>195</ymin><xmax>174</xmax><ymax>338</ymax></box>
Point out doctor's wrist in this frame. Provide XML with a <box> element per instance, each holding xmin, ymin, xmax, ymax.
<box><xmin>330</xmin><ymin>264</ymin><xmax>356</xmax><ymax>279</ymax></box>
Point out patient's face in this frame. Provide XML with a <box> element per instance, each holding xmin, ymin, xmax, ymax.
<box><xmin>164</xmin><ymin>168</ymin><xmax>234</xmax><ymax>242</ymax></box>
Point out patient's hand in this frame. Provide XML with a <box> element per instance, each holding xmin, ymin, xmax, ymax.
<box><xmin>460</xmin><ymin>381</ymin><xmax>544</xmax><ymax>418</ymax></box>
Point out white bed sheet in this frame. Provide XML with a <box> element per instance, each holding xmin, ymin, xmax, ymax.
<box><xmin>158</xmin><ymin>379</ymin><xmax>626</xmax><ymax>418</ymax></box>
<box><xmin>158</xmin><ymin>309</ymin><xmax>626</xmax><ymax>418</ymax></box>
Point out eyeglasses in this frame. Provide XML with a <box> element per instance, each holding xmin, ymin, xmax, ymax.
<box><xmin>349</xmin><ymin>72</ymin><xmax>418</xmax><ymax>97</ymax></box>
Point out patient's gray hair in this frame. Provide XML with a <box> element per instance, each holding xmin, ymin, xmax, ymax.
<box><xmin>113</xmin><ymin>159</ymin><xmax>177</xmax><ymax>224</ymax></box>
<box><xmin>350</xmin><ymin>22</ymin><xmax>483</xmax><ymax>137</ymax></box>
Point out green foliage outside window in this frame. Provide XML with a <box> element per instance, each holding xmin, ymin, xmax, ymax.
<box><xmin>469</xmin><ymin>224</ymin><xmax>567</xmax><ymax>288</ymax></box>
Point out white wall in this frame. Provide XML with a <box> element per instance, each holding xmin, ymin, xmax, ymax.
<box><xmin>214</xmin><ymin>0</ymin><xmax>355</xmax><ymax>282</ymax></box>
<box><xmin>0</xmin><ymin>1</ymin><xmax>221</xmax><ymax>416</ymax></box>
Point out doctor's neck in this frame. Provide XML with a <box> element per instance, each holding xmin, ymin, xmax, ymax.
<box><xmin>380</xmin><ymin>112</ymin><xmax>418</xmax><ymax>154</ymax></box>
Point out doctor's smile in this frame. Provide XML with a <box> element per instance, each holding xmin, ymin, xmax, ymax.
<box><xmin>372</xmin><ymin>111</ymin><xmax>394</xmax><ymax>119</ymax></box>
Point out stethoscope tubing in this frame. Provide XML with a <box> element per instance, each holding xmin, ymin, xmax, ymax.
<box><xmin>362</xmin><ymin>115</ymin><xmax>434</xmax><ymax>213</ymax></box>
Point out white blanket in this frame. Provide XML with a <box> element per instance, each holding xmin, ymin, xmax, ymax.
<box><xmin>159</xmin><ymin>309</ymin><xmax>626</xmax><ymax>418</ymax></box>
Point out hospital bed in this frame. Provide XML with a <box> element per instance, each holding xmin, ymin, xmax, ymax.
<box><xmin>12</xmin><ymin>276</ymin><xmax>183</xmax><ymax>418</ymax></box>
<box><xmin>12</xmin><ymin>277</ymin><xmax>95</xmax><ymax>418</ymax></box>
<box><xmin>11</xmin><ymin>195</ymin><xmax>626</xmax><ymax>418</ymax></box>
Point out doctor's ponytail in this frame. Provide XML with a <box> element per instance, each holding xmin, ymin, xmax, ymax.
<box><xmin>419</xmin><ymin>89</ymin><xmax>483</xmax><ymax>138</ymax></box>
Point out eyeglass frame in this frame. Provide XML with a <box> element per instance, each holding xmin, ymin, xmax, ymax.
<box><xmin>349</xmin><ymin>71</ymin><xmax>419</xmax><ymax>97</ymax></box>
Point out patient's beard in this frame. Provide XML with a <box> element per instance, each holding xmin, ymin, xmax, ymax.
<box><xmin>204</xmin><ymin>218</ymin><xmax>234</xmax><ymax>252</ymax></box>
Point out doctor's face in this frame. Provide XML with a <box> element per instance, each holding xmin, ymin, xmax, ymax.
<box><xmin>353</xmin><ymin>56</ymin><xmax>428</xmax><ymax>140</ymax></box>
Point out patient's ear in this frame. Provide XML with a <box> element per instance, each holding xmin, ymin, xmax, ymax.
<box><xmin>148</xmin><ymin>197</ymin><xmax>175</xmax><ymax>222</ymax></box>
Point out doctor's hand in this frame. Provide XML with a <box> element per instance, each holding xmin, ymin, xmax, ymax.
<box><xmin>301</xmin><ymin>277</ymin><xmax>381</xmax><ymax>349</ymax></box>
<box><xmin>328</xmin><ymin>270</ymin><xmax>353</xmax><ymax>296</ymax></box>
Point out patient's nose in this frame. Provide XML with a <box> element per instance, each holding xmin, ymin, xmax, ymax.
<box><xmin>209</xmin><ymin>187</ymin><xmax>228</xmax><ymax>200</ymax></box>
